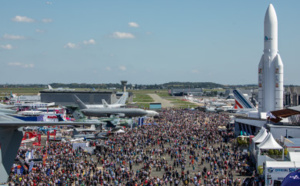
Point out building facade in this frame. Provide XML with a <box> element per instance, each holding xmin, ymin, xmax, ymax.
<box><xmin>40</xmin><ymin>90</ymin><xmax>117</xmax><ymax>106</ymax></box>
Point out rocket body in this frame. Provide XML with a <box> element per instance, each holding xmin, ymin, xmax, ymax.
<box><xmin>258</xmin><ymin>4</ymin><xmax>283</xmax><ymax>113</ymax></box>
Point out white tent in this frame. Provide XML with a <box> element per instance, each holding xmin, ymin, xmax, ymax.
<box><xmin>257</xmin><ymin>133</ymin><xmax>284</xmax><ymax>160</ymax></box>
<box><xmin>115</xmin><ymin>129</ymin><xmax>125</xmax><ymax>134</ymax></box>
<box><xmin>252</xmin><ymin>127</ymin><xmax>268</xmax><ymax>143</ymax></box>
<box><xmin>257</xmin><ymin>133</ymin><xmax>283</xmax><ymax>150</ymax></box>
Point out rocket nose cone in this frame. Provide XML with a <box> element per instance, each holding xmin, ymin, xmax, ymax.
<box><xmin>265</xmin><ymin>4</ymin><xmax>277</xmax><ymax>24</ymax></box>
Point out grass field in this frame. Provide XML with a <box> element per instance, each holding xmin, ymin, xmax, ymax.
<box><xmin>0</xmin><ymin>87</ymin><xmax>44</xmax><ymax>95</ymax></box>
<box><xmin>169</xmin><ymin>98</ymin><xmax>198</xmax><ymax>108</ymax></box>
<box><xmin>0</xmin><ymin>87</ymin><xmax>197</xmax><ymax>109</ymax></box>
<box><xmin>132</xmin><ymin>94</ymin><xmax>154</xmax><ymax>102</ymax></box>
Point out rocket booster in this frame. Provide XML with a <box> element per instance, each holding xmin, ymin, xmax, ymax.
<box><xmin>258</xmin><ymin>4</ymin><xmax>283</xmax><ymax>113</ymax></box>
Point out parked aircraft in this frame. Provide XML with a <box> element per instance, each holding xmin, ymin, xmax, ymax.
<box><xmin>47</xmin><ymin>85</ymin><xmax>75</xmax><ymax>91</ymax></box>
<box><xmin>73</xmin><ymin>95</ymin><xmax>147</xmax><ymax>118</ymax></box>
<box><xmin>0</xmin><ymin>108</ymin><xmax>17</xmax><ymax>114</ymax></box>
<box><xmin>0</xmin><ymin>103</ymin><xmax>15</xmax><ymax>109</ymax></box>
<box><xmin>233</xmin><ymin>89</ymin><xmax>257</xmax><ymax>112</ymax></box>
<box><xmin>83</xmin><ymin>92</ymin><xmax>128</xmax><ymax>109</ymax></box>
<box><xmin>210</xmin><ymin>101</ymin><xmax>227</xmax><ymax>107</ymax></box>
<box><xmin>145</xmin><ymin>110</ymin><xmax>159</xmax><ymax>117</ymax></box>
<box><xmin>66</xmin><ymin>124</ymin><xmax>97</xmax><ymax>133</ymax></box>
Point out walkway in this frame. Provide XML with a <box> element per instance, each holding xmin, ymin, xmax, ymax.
<box><xmin>147</xmin><ymin>94</ymin><xmax>174</xmax><ymax>108</ymax></box>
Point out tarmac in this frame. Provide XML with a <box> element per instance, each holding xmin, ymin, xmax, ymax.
<box><xmin>148</xmin><ymin>94</ymin><xmax>174</xmax><ymax>108</ymax></box>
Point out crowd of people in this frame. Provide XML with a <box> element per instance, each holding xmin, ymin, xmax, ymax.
<box><xmin>8</xmin><ymin>109</ymin><xmax>260</xmax><ymax>185</ymax></box>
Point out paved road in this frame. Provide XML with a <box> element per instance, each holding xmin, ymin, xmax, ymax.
<box><xmin>148</xmin><ymin>94</ymin><xmax>174</xmax><ymax>108</ymax></box>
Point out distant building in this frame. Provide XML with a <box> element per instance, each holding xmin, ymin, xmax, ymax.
<box><xmin>284</xmin><ymin>86</ymin><xmax>300</xmax><ymax>107</ymax></box>
<box><xmin>10</xmin><ymin>95</ymin><xmax>41</xmax><ymax>103</ymax></box>
<box><xmin>40</xmin><ymin>90</ymin><xmax>117</xmax><ymax>106</ymax></box>
<box><xmin>169</xmin><ymin>88</ymin><xmax>203</xmax><ymax>96</ymax></box>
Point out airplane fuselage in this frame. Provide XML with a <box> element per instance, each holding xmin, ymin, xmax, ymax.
<box><xmin>81</xmin><ymin>108</ymin><xmax>147</xmax><ymax>117</ymax></box>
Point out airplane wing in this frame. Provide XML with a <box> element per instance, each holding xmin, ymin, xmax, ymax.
<box><xmin>0</xmin><ymin>120</ymin><xmax>96</xmax><ymax>183</ymax></box>
<box><xmin>0</xmin><ymin>121</ymin><xmax>94</xmax><ymax>127</ymax></box>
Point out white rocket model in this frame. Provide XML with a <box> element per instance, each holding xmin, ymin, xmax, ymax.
<box><xmin>258</xmin><ymin>4</ymin><xmax>284</xmax><ymax>114</ymax></box>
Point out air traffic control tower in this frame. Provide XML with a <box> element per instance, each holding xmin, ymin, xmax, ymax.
<box><xmin>121</xmin><ymin>80</ymin><xmax>127</xmax><ymax>92</ymax></box>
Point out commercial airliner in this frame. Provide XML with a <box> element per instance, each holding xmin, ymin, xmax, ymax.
<box><xmin>85</xmin><ymin>92</ymin><xmax>128</xmax><ymax>109</ymax></box>
<box><xmin>73</xmin><ymin>95</ymin><xmax>148</xmax><ymax>118</ymax></box>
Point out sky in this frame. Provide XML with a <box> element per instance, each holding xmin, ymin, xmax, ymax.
<box><xmin>1</xmin><ymin>0</ymin><xmax>300</xmax><ymax>85</ymax></box>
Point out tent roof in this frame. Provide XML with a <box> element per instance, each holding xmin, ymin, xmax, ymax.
<box><xmin>115</xmin><ymin>129</ymin><xmax>125</xmax><ymax>133</ymax></box>
<box><xmin>270</xmin><ymin>106</ymin><xmax>300</xmax><ymax>122</ymax></box>
<box><xmin>252</xmin><ymin>127</ymin><xmax>267</xmax><ymax>143</ymax></box>
<box><xmin>289</xmin><ymin>152</ymin><xmax>300</xmax><ymax>162</ymax></box>
<box><xmin>257</xmin><ymin>133</ymin><xmax>283</xmax><ymax>150</ymax></box>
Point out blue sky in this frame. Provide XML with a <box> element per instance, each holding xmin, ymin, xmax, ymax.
<box><xmin>1</xmin><ymin>1</ymin><xmax>300</xmax><ymax>85</ymax></box>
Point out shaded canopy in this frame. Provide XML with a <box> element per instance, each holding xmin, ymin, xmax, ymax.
<box><xmin>257</xmin><ymin>133</ymin><xmax>283</xmax><ymax>150</ymax></box>
<box><xmin>270</xmin><ymin>106</ymin><xmax>300</xmax><ymax>123</ymax></box>
<box><xmin>252</xmin><ymin>127</ymin><xmax>268</xmax><ymax>143</ymax></box>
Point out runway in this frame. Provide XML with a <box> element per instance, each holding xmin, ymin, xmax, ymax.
<box><xmin>147</xmin><ymin>94</ymin><xmax>174</xmax><ymax>108</ymax></box>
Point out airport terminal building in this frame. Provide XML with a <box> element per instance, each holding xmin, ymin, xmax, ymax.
<box><xmin>40</xmin><ymin>90</ymin><xmax>117</xmax><ymax>106</ymax></box>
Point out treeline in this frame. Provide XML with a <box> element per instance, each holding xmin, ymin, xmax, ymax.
<box><xmin>164</xmin><ymin>82</ymin><xmax>224</xmax><ymax>89</ymax></box>
<box><xmin>0</xmin><ymin>83</ymin><xmax>299</xmax><ymax>90</ymax></box>
<box><xmin>0</xmin><ymin>82</ymin><xmax>224</xmax><ymax>89</ymax></box>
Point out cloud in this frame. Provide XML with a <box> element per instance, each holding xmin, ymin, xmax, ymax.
<box><xmin>112</xmin><ymin>32</ymin><xmax>135</xmax><ymax>39</ymax></box>
<box><xmin>42</xmin><ymin>18</ymin><xmax>53</xmax><ymax>23</ymax></box>
<box><xmin>191</xmin><ymin>69</ymin><xmax>199</xmax><ymax>74</ymax></box>
<box><xmin>119</xmin><ymin>65</ymin><xmax>127</xmax><ymax>71</ymax></box>
<box><xmin>64</xmin><ymin>42</ymin><xmax>78</xmax><ymax>49</ymax></box>
<box><xmin>8</xmin><ymin>62</ymin><xmax>34</xmax><ymax>68</ymax></box>
<box><xmin>12</xmin><ymin>16</ymin><xmax>34</xmax><ymax>23</ymax></box>
<box><xmin>105</xmin><ymin>67</ymin><xmax>111</xmax><ymax>71</ymax></box>
<box><xmin>46</xmin><ymin>1</ymin><xmax>52</xmax><ymax>5</ymax></box>
<box><xmin>128</xmin><ymin>22</ymin><xmax>139</xmax><ymax>28</ymax></box>
<box><xmin>0</xmin><ymin>44</ymin><xmax>13</xmax><ymax>50</ymax></box>
<box><xmin>3</xmin><ymin>34</ymin><xmax>25</xmax><ymax>40</ymax></box>
<box><xmin>36</xmin><ymin>29</ymin><xmax>45</xmax><ymax>33</ymax></box>
<box><xmin>83</xmin><ymin>39</ymin><xmax>96</xmax><ymax>45</ymax></box>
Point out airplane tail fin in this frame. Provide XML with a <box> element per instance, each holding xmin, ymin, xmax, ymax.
<box><xmin>72</xmin><ymin>95</ymin><xmax>88</xmax><ymax>109</ymax></box>
<box><xmin>56</xmin><ymin>114</ymin><xmax>66</xmax><ymax>121</ymax></box>
<box><xmin>48</xmin><ymin>85</ymin><xmax>53</xmax><ymax>90</ymax></box>
<box><xmin>233</xmin><ymin>89</ymin><xmax>257</xmax><ymax>111</ymax></box>
<box><xmin>90</xmin><ymin>124</ymin><xmax>96</xmax><ymax>130</ymax></box>
<box><xmin>73</xmin><ymin>110</ymin><xmax>85</xmax><ymax>120</ymax></box>
<box><xmin>116</xmin><ymin>92</ymin><xmax>128</xmax><ymax>105</ymax></box>
<box><xmin>65</xmin><ymin>106</ymin><xmax>86</xmax><ymax>120</ymax></box>
<box><xmin>102</xmin><ymin>99</ymin><xmax>109</xmax><ymax>108</ymax></box>
<box><xmin>72</xmin><ymin>128</ymin><xmax>79</xmax><ymax>136</ymax></box>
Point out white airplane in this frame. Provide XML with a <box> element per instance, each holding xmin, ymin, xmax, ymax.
<box><xmin>205</xmin><ymin>106</ymin><xmax>216</xmax><ymax>112</ymax></box>
<box><xmin>233</xmin><ymin>89</ymin><xmax>257</xmax><ymax>112</ymax></box>
<box><xmin>0</xmin><ymin>103</ymin><xmax>15</xmax><ymax>109</ymax></box>
<box><xmin>0</xmin><ymin>108</ymin><xmax>17</xmax><ymax>114</ymax></box>
<box><xmin>47</xmin><ymin>85</ymin><xmax>75</xmax><ymax>91</ymax></box>
<box><xmin>145</xmin><ymin>110</ymin><xmax>159</xmax><ymax>117</ymax></box>
<box><xmin>18</xmin><ymin>110</ymin><xmax>43</xmax><ymax>116</ymax></box>
<box><xmin>84</xmin><ymin>92</ymin><xmax>128</xmax><ymax>109</ymax></box>
<box><xmin>66</xmin><ymin>124</ymin><xmax>97</xmax><ymax>132</ymax></box>
<box><xmin>210</xmin><ymin>101</ymin><xmax>227</xmax><ymax>107</ymax></box>
<box><xmin>70</xmin><ymin>137</ymin><xmax>85</xmax><ymax>142</ymax></box>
